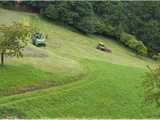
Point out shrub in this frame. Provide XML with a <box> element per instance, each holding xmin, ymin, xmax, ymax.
<box><xmin>0</xmin><ymin>1</ymin><xmax>15</xmax><ymax>9</ymax></box>
<box><xmin>135</xmin><ymin>41</ymin><xmax>148</xmax><ymax>55</ymax></box>
<box><xmin>120</xmin><ymin>32</ymin><xmax>148</xmax><ymax>56</ymax></box>
<box><xmin>152</xmin><ymin>53</ymin><xmax>160</xmax><ymax>61</ymax></box>
<box><xmin>102</xmin><ymin>24</ymin><xmax>117</xmax><ymax>38</ymax></box>
<box><xmin>144</xmin><ymin>65</ymin><xmax>160</xmax><ymax>106</ymax></box>
<box><xmin>75</xmin><ymin>17</ymin><xmax>96</xmax><ymax>34</ymax></box>
<box><xmin>94</xmin><ymin>18</ymin><xmax>106</xmax><ymax>34</ymax></box>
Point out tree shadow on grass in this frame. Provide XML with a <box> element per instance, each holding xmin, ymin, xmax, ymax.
<box><xmin>0</xmin><ymin>106</ymin><xmax>26</xmax><ymax>119</ymax></box>
<box><xmin>0</xmin><ymin>64</ymin><xmax>85</xmax><ymax>97</ymax></box>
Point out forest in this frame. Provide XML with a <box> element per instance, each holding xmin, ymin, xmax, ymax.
<box><xmin>1</xmin><ymin>1</ymin><xmax>160</xmax><ymax>57</ymax></box>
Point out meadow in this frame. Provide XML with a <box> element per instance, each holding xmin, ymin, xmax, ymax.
<box><xmin>0</xmin><ymin>8</ymin><xmax>159</xmax><ymax>118</ymax></box>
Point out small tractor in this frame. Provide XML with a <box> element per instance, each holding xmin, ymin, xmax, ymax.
<box><xmin>96</xmin><ymin>42</ymin><xmax>111</xmax><ymax>53</ymax></box>
<box><xmin>32</xmin><ymin>32</ymin><xmax>46</xmax><ymax>47</ymax></box>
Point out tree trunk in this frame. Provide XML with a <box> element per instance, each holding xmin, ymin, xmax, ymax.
<box><xmin>1</xmin><ymin>52</ymin><xmax>4</xmax><ymax>66</ymax></box>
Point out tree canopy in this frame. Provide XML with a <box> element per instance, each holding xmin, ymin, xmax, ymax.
<box><xmin>0</xmin><ymin>21</ymin><xmax>33</xmax><ymax>65</ymax></box>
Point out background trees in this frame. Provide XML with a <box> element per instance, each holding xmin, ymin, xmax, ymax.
<box><xmin>1</xmin><ymin>1</ymin><xmax>159</xmax><ymax>57</ymax></box>
<box><xmin>123</xmin><ymin>1</ymin><xmax>160</xmax><ymax>56</ymax></box>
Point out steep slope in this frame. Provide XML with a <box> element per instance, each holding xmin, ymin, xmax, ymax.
<box><xmin>0</xmin><ymin>8</ymin><xmax>159</xmax><ymax>118</ymax></box>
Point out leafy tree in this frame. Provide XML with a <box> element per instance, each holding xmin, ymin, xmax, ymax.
<box><xmin>42</xmin><ymin>1</ymin><xmax>96</xmax><ymax>34</ymax></box>
<box><xmin>0</xmin><ymin>1</ymin><xmax>15</xmax><ymax>9</ymax></box>
<box><xmin>0</xmin><ymin>22</ymin><xmax>33</xmax><ymax>66</ymax></box>
<box><xmin>75</xmin><ymin>16</ymin><xmax>96</xmax><ymax>34</ymax></box>
<box><xmin>144</xmin><ymin>65</ymin><xmax>160</xmax><ymax>106</ymax></box>
<box><xmin>92</xmin><ymin>1</ymin><xmax>125</xmax><ymax>27</ymax></box>
<box><xmin>21</xmin><ymin>1</ymin><xmax>51</xmax><ymax>12</ymax></box>
<box><xmin>123</xmin><ymin>1</ymin><xmax>160</xmax><ymax>55</ymax></box>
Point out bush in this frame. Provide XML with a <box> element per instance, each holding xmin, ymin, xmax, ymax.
<box><xmin>0</xmin><ymin>1</ymin><xmax>15</xmax><ymax>9</ymax></box>
<box><xmin>41</xmin><ymin>4</ymin><xmax>61</xmax><ymax>20</ymax></box>
<box><xmin>135</xmin><ymin>41</ymin><xmax>148</xmax><ymax>55</ymax></box>
<box><xmin>93</xmin><ymin>18</ymin><xmax>106</xmax><ymax>34</ymax></box>
<box><xmin>75</xmin><ymin>16</ymin><xmax>96</xmax><ymax>34</ymax></box>
<box><xmin>152</xmin><ymin>53</ymin><xmax>160</xmax><ymax>61</ymax></box>
<box><xmin>144</xmin><ymin>65</ymin><xmax>160</xmax><ymax>106</ymax></box>
<box><xmin>21</xmin><ymin>1</ymin><xmax>51</xmax><ymax>12</ymax></box>
<box><xmin>120</xmin><ymin>32</ymin><xmax>148</xmax><ymax>56</ymax></box>
<box><xmin>102</xmin><ymin>24</ymin><xmax>117</xmax><ymax>38</ymax></box>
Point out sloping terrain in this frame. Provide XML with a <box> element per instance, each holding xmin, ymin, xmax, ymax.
<box><xmin>0</xmin><ymin>8</ymin><xmax>159</xmax><ymax>118</ymax></box>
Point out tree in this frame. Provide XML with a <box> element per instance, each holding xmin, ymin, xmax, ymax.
<box><xmin>0</xmin><ymin>1</ymin><xmax>15</xmax><ymax>9</ymax></box>
<box><xmin>21</xmin><ymin>1</ymin><xmax>51</xmax><ymax>12</ymax></box>
<box><xmin>0</xmin><ymin>22</ymin><xmax>33</xmax><ymax>66</ymax></box>
<box><xmin>144</xmin><ymin>65</ymin><xmax>160</xmax><ymax>106</ymax></box>
<box><xmin>75</xmin><ymin>16</ymin><xmax>96</xmax><ymax>34</ymax></box>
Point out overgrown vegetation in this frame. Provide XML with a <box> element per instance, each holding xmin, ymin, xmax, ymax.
<box><xmin>120</xmin><ymin>32</ymin><xmax>148</xmax><ymax>56</ymax></box>
<box><xmin>153</xmin><ymin>53</ymin><xmax>160</xmax><ymax>61</ymax></box>
<box><xmin>16</xmin><ymin>1</ymin><xmax>160</xmax><ymax>57</ymax></box>
<box><xmin>144</xmin><ymin>65</ymin><xmax>160</xmax><ymax>106</ymax></box>
<box><xmin>0</xmin><ymin>1</ymin><xmax>15</xmax><ymax>9</ymax></box>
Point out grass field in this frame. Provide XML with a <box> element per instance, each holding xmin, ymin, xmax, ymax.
<box><xmin>0</xmin><ymin>8</ymin><xmax>159</xmax><ymax>118</ymax></box>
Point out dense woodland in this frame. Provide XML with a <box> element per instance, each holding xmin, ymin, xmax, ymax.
<box><xmin>0</xmin><ymin>1</ymin><xmax>160</xmax><ymax>58</ymax></box>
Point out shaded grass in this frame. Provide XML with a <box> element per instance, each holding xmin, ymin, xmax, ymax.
<box><xmin>0</xmin><ymin>106</ymin><xmax>25</xmax><ymax>119</ymax></box>
<box><xmin>0</xmin><ymin>64</ymin><xmax>85</xmax><ymax>97</ymax></box>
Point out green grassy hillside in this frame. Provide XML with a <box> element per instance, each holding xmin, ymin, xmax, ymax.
<box><xmin>0</xmin><ymin>8</ymin><xmax>159</xmax><ymax>118</ymax></box>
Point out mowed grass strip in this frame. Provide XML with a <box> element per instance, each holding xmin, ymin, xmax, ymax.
<box><xmin>0</xmin><ymin>59</ymin><xmax>158</xmax><ymax>118</ymax></box>
<box><xmin>0</xmin><ymin>64</ymin><xmax>85</xmax><ymax>97</ymax></box>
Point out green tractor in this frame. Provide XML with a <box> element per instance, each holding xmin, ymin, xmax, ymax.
<box><xmin>32</xmin><ymin>32</ymin><xmax>46</xmax><ymax>47</ymax></box>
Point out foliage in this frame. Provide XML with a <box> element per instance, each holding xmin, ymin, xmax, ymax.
<box><xmin>75</xmin><ymin>16</ymin><xmax>97</xmax><ymax>34</ymax></box>
<box><xmin>152</xmin><ymin>53</ymin><xmax>160</xmax><ymax>61</ymax></box>
<box><xmin>144</xmin><ymin>65</ymin><xmax>160</xmax><ymax>106</ymax></box>
<box><xmin>123</xmin><ymin>2</ymin><xmax>160</xmax><ymax>55</ymax></box>
<box><xmin>0</xmin><ymin>1</ymin><xmax>15</xmax><ymax>9</ymax></box>
<box><xmin>2</xmin><ymin>1</ymin><xmax>160</xmax><ymax>56</ymax></box>
<box><xmin>41</xmin><ymin>1</ymin><xmax>96</xmax><ymax>34</ymax></box>
<box><xmin>20</xmin><ymin>1</ymin><xmax>51</xmax><ymax>12</ymax></box>
<box><xmin>92</xmin><ymin>1</ymin><xmax>124</xmax><ymax>25</ymax></box>
<box><xmin>0</xmin><ymin>21</ymin><xmax>33</xmax><ymax>65</ymax></box>
<box><xmin>120</xmin><ymin>32</ymin><xmax>148</xmax><ymax>56</ymax></box>
<box><xmin>0</xmin><ymin>106</ymin><xmax>25</xmax><ymax>119</ymax></box>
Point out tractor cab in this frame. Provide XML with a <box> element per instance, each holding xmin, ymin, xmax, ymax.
<box><xmin>32</xmin><ymin>32</ymin><xmax>46</xmax><ymax>47</ymax></box>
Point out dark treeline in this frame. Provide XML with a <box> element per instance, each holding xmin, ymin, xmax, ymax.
<box><xmin>0</xmin><ymin>1</ymin><xmax>160</xmax><ymax>58</ymax></box>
